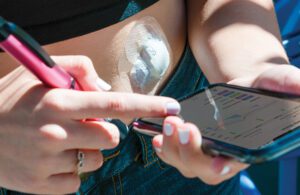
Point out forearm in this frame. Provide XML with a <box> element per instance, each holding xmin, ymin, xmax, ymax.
<box><xmin>187</xmin><ymin>0</ymin><xmax>289</xmax><ymax>83</ymax></box>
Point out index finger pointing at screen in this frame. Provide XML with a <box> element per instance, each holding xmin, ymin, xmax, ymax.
<box><xmin>40</xmin><ymin>89</ymin><xmax>181</xmax><ymax>120</ymax></box>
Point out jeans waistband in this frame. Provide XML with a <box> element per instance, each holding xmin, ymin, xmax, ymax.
<box><xmin>79</xmin><ymin>44</ymin><xmax>209</xmax><ymax>193</ymax></box>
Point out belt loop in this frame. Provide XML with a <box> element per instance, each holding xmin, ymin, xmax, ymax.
<box><xmin>136</xmin><ymin>133</ymin><xmax>158</xmax><ymax>166</ymax></box>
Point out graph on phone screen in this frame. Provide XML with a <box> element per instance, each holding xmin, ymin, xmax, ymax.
<box><xmin>180</xmin><ymin>86</ymin><xmax>300</xmax><ymax>149</ymax></box>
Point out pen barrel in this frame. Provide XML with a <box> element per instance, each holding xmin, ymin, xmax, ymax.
<box><xmin>0</xmin><ymin>34</ymin><xmax>100</xmax><ymax>122</ymax></box>
<box><xmin>0</xmin><ymin>35</ymin><xmax>80</xmax><ymax>89</ymax></box>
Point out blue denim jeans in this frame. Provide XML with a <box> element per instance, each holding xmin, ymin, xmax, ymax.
<box><xmin>1</xmin><ymin>46</ymin><xmax>241</xmax><ymax>195</ymax></box>
<box><xmin>77</xmin><ymin>45</ymin><xmax>241</xmax><ymax>195</ymax></box>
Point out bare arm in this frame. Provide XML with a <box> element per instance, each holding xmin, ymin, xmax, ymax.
<box><xmin>187</xmin><ymin>0</ymin><xmax>289</xmax><ymax>83</ymax></box>
<box><xmin>152</xmin><ymin>0</ymin><xmax>300</xmax><ymax>185</ymax></box>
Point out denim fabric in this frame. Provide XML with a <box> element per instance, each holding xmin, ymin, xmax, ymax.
<box><xmin>75</xmin><ymin>45</ymin><xmax>241</xmax><ymax>195</ymax></box>
<box><xmin>1</xmin><ymin>45</ymin><xmax>241</xmax><ymax>195</ymax></box>
<box><xmin>0</xmin><ymin>1</ymin><xmax>243</xmax><ymax>194</ymax></box>
<box><xmin>0</xmin><ymin>45</ymin><xmax>241</xmax><ymax>195</ymax></box>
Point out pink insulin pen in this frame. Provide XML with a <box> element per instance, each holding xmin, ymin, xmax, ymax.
<box><xmin>0</xmin><ymin>16</ymin><xmax>81</xmax><ymax>90</ymax></box>
<box><xmin>0</xmin><ymin>17</ymin><xmax>129</xmax><ymax>135</ymax></box>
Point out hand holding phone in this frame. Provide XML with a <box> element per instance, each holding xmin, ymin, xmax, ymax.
<box><xmin>134</xmin><ymin>83</ymin><xmax>300</xmax><ymax>163</ymax></box>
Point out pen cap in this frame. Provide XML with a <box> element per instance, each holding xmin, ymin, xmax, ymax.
<box><xmin>0</xmin><ymin>34</ymin><xmax>80</xmax><ymax>89</ymax></box>
<box><xmin>0</xmin><ymin>17</ymin><xmax>82</xmax><ymax>89</ymax></box>
<box><xmin>0</xmin><ymin>17</ymin><xmax>9</xmax><ymax>41</ymax></box>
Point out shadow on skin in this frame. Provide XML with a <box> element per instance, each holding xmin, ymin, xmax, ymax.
<box><xmin>187</xmin><ymin>0</ymin><xmax>289</xmax><ymax>83</ymax></box>
<box><xmin>201</xmin><ymin>1</ymin><xmax>282</xmax><ymax>41</ymax></box>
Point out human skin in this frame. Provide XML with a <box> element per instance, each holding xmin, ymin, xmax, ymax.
<box><xmin>0</xmin><ymin>0</ymin><xmax>297</xmax><ymax>193</ymax></box>
<box><xmin>0</xmin><ymin>0</ymin><xmax>186</xmax><ymax>94</ymax></box>
<box><xmin>0</xmin><ymin>56</ymin><xmax>180</xmax><ymax>194</ymax></box>
<box><xmin>152</xmin><ymin>0</ymin><xmax>298</xmax><ymax>185</ymax></box>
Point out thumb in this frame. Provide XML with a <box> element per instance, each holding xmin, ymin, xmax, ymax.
<box><xmin>252</xmin><ymin>65</ymin><xmax>300</xmax><ymax>95</ymax></box>
<box><xmin>51</xmin><ymin>55</ymin><xmax>111</xmax><ymax>91</ymax></box>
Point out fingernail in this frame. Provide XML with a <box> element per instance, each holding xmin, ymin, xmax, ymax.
<box><xmin>154</xmin><ymin>147</ymin><xmax>162</xmax><ymax>153</ymax></box>
<box><xmin>220</xmin><ymin>166</ymin><xmax>231</xmax><ymax>176</ymax></box>
<box><xmin>96</xmin><ymin>78</ymin><xmax>111</xmax><ymax>91</ymax></box>
<box><xmin>178</xmin><ymin>128</ymin><xmax>190</xmax><ymax>144</ymax></box>
<box><xmin>164</xmin><ymin>123</ymin><xmax>174</xmax><ymax>136</ymax></box>
<box><xmin>166</xmin><ymin>102</ymin><xmax>181</xmax><ymax>115</ymax></box>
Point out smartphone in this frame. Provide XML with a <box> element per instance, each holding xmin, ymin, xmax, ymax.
<box><xmin>133</xmin><ymin>83</ymin><xmax>300</xmax><ymax>163</ymax></box>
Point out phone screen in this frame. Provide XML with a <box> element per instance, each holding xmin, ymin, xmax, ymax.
<box><xmin>143</xmin><ymin>85</ymin><xmax>300</xmax><ymax>149</ymax></box>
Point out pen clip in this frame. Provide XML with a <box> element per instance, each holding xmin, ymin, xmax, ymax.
<box><xmin>1</xmin><ymin>17</ymin><xmax>56</xmax><ymax>67</ymax></box>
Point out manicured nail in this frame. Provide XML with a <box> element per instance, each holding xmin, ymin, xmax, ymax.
<box><xmin>96</xmin><ymin>78</ymin><xmax>111</xmax><ymax>91</ymax></box>
<box><xmin>166</xmin><ymin>102</ymin><xmax>181</xmax><ymax>115</ymax></box>
<box><xmin>178</xmin><ymin>128</ymin><xmax>190</xmax><ymax>145</ymax></box>
<box><xmin>220</xmin><ymin>166</ymin><xmax>231</xmax><ymax>176</ymax></box>
<box><xmin>154</xmin><ymin>147</ymin><xmax>162</xmax><ymax>153</ymax></box>
<box><xmin>164</xmin><ymin>123</ymin><xmax>174</xmax><ymax>136</ymax></box>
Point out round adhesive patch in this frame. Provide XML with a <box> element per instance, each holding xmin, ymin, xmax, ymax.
<box><xmin>118</xmin><ymin>16</ymin><xmax>172</xmax><ymax>93</ymax></box>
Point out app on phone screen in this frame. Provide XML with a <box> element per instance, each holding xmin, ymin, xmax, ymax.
<box><xmin>181</xmin><ymin>86</ymin><xmax>300</xmax><ymax>149</ymax></box>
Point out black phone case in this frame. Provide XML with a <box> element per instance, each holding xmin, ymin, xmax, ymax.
<box><xmin>134</xmin><ymin>83</ymin><xmax>300</xmax><ymax>163</ymax></box>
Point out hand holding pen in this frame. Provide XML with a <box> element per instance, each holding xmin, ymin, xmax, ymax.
<box><xmin>0</xmin><ymin>17</ymin><xmax>180</xmax><ymax>194</ymax></box>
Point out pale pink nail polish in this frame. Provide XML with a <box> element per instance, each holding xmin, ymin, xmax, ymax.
<box><xmin>96</xmin><ymin>78</ymin><xmax>111</xmax><ymax>91</ymax></box>
<box><xmin>166</xmin><ymin>102</ymin><xmax>181</xmax><ymax>115</ymax></box>
<box><xmin>212</xmin><ymin>157</ymin><xmax>230</xmax><ymax>175</ymax></box>
<box><xmin>220</xmin><ymin>166</ymin><xmax>231</xmax><ymax>176</ymax></box>
<box><xmin>154</xmin><ymin>147</ymin><xmax>162</xmax><ymax>153</ymax></box>
<box><xmin>178</xmin><ymin>128</ymin><xmax>190</xmax><ymax>144</ymax></box>
<box><xmin>164</xmin><ymin>123</ymin><xmax>173</xmax><ymax>136</ymax></box>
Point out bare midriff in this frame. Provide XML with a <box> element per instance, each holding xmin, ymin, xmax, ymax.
<box><xmin>0</xmin><ymin>0</ymin><xmax>186</xmax><ymax>95</ymax></box>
